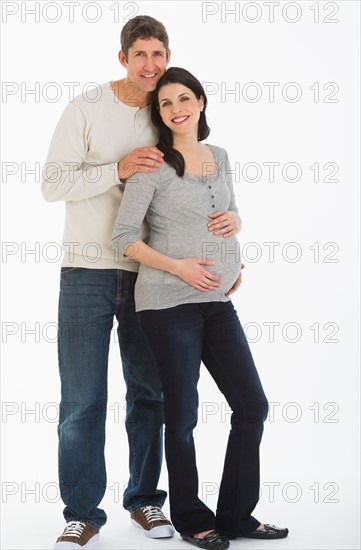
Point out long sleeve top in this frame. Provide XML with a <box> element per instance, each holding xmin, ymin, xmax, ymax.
<box><xmin>41</xmin><ymin>82</ymin><xmax>156</xmax><ymax>269</ymax></box>
<box><xmin>112</xmin><ymin>144</ymin><xmax>241</xmax><ymax>311</ymax></box>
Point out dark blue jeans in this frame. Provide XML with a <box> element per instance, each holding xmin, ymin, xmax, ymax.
<box><xmin>57</xmin><ymin>267</ymin><xmax>166</xmax><ymax>529</ymax></box>
<box><xmin>139</xmin><ymin>301</ymin><xmax>268</xmax><ymax>537</ymax></box>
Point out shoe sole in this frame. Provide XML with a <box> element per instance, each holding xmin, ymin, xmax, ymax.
<box><xmin>245</xmin><ymin>532</ymin><xmax>289</xmax><ymax>539</ymax></box>
<box><xmin>219</xmin><ymin>530</ymin><xmax>289</xmax><ymax>540</ymax></box>
<box><xmin>131</xmin><ymin>519</ymin><xmax>175</xmax><ymax>538</ymax></box>
<box><xmin>53</xmin><ymin>533</ymin><xmax>100</xmax><ymax>549</ymax></box>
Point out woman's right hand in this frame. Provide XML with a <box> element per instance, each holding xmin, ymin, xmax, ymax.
<box><xmin>172</xmin><ymin>258</ymin><xmax>222</xmax><ymax>292</ymax></box>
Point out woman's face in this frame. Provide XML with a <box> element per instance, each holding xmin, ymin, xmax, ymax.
<box><xmin>157</xmin><ymin>82</ymin><xmax>204</xmax><ymax>136</ymax></box>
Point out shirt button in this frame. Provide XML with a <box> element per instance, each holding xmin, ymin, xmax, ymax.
<box><xmin>211</xmin><ymin>195</ymin><xmax>214</xmax><ymax>198</ymax></box>
<box><xmin>208</xmin><ymin>185</ymin><xmax>212</xmax><ymax>189</ymax></box>
<box><xmin>212</xmin><ymin>204</ymin><xmax>215</xmax><ymax>208</ymax></box>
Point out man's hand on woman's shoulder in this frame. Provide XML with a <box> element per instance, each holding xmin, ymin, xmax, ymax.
<box><xmin>118</xmin><ymin>147</ymin><xmax>164</xmax><ymax>182</ymax></box>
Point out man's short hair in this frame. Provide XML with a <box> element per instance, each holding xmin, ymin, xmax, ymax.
<box><xmin>121</xmin><ymin>15</ymin><xmax>169</xmax><ymax>61</ymax></box>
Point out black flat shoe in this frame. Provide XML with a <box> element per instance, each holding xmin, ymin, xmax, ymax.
<box><xmin>244</xmin><ymin>524</ymin><xmax>289</xmax><ymax>539</ymax></box>
<box><xmin>181</xmin><ymin>531</ymin><xmax>230</xmax><ymax>549</ymax></box>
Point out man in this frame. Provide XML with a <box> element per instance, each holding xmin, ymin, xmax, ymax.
<box><xmin>42</xmin><ymin>16</ymin><xmax>173</xmax><ymax>549</ymax></box>
<box><xmin>42</xmin><ymin>15</ymin><xmax>242</xmax><ymax>550</ymax></box>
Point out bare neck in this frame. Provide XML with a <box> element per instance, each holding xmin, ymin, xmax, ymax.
<box><xmin>172</xmin><ymin>132</ymin><xmax>202</xmax><ymax>156</ymax></box>
<box><xmin>111</xmin><ymin>78</ymin><xmax>152</xmax><ymax>109</ymax></box>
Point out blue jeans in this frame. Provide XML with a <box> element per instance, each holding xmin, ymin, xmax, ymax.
<box><xmin>57</xmin><ymin>267</ymin><xmax>166</xmax><ymax>529</ymax></box>
<box><xmin>139</xmin><ymin>301</ymin><xmax>268</xmax><ymax>537</ymax></box>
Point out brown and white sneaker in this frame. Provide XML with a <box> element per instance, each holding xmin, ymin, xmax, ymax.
<box><xmin>131</xmin><ymin>506</ymin><xmax>175</xmax><ymax>538</ymax></box>
<box><xmin>54</xmin><ymin>521</ymin><xmax>100</xmax><ymax>549</ymax></box>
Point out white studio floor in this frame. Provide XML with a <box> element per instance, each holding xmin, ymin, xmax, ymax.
<box><xmin>1</xmin><ymin>494</ymin><xmax>359</xmax><ymax>550</ymax></box>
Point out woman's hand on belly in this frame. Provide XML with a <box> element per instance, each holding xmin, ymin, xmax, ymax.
<box><xmin>171</xmin><ymin>257</ymin><xmax>222</xmax><ymax>292</ymax></box>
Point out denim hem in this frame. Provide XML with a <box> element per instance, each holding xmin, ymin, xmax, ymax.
<box><xmin>64</xmin><ymin>518</ymin><xmax>103</xmax><ymax>530</ymax></box>
<box><xmin>127</xmin><ymin>502</ymin><xmax>166</xmax><ymax>514</ymax></box>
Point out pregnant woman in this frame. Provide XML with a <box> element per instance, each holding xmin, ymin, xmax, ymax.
<box><xmin>112</xmin><ymin>67</ymin><xmax>288</xmax><ymax>549</ymax></box>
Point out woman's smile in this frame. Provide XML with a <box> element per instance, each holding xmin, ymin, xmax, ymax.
<box><xmin>171</xmin><ymin>115</ymin><xmax>190</xmax><ymax>125</ymax></box>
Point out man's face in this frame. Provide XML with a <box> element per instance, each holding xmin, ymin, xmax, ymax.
<box><xmin>119</xmin><ymin>37</ymin><xmax>170</xmax><ymax>93</ymax></box>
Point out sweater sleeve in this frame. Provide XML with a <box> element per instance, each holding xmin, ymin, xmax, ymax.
<box><xmin>112</xmin><ymin>171</ymin><xmax>158</xmax><ymax>254</ymax></box>
<box><xmin>41</xmin><ymin>101</ymin><xmax>119</xmax><ymax>202</ymax></box>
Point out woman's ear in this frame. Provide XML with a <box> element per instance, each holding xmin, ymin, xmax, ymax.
<box><xmin>199</xmin><ymin>96</ymin><xmax>204</xmax><ymax>111</ymax></box>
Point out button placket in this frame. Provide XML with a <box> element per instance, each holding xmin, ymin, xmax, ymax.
<box><xmin>208</xmin><ymin>183</ymin><xmax>215</xmax><ymax>209</ymax></box>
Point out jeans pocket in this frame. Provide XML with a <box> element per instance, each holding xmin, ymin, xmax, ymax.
<box><xmin>60</xmin><ymin>267</ymin><xmax>82</xmax><ymax>275</ymax></box>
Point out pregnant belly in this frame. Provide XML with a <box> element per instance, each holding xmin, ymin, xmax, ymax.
<box><xmin>159</xmin><ymin>234</ymin><xmax>241</xmax><ymax>294</ymax></box>
<box><xmin>142</xmin><ymin>233</ymin><xmax>241</xmax><ymax>295</ymax></box>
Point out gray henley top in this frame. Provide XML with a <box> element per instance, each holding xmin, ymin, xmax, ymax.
<box><xmin>112</xmin><ymin>144</ymin><xmax>241</xmax><ymax>311</ymax></box>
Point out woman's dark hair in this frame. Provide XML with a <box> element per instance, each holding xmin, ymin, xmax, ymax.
<box><xmin>151</xmin><ymin>67</ymin><xmax>211</xmax><ymax>177</ymax></box>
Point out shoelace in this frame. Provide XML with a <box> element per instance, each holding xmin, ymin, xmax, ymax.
<box><xmin>61</xmin><ymin>521</ymin><xmax>86</xmax><ymax>539</ymax></box>
<box><xmin>142</xmin><ymin>506</ymin><xmax>167</xmax><ymax>524</ymax></box>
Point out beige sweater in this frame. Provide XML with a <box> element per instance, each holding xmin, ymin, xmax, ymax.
<box><xmin>41</xmin><ymin>82</ymin><xmax>157</xmax><ymax>269</ymax></box>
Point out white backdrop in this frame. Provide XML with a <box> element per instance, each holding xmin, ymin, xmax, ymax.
<box><xmin>1</xmin><ymin>1</ymin><xmax>360</xmax><ymax>549</ymax></box>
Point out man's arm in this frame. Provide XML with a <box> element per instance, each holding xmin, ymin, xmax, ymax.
<box><xmin>41</xmin><ymin>102</ymin><xmax>121</xmax><ymax>202</ymax></box>
<box><xmin>41</xmin><ymin>101</ymin><xmax>164</xmax><ymax>202</ymax></box>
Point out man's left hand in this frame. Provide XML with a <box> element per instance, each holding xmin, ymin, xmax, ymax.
<box><xmin>208</xmin><ymin>210</ymin><xmax>242</xmax><ymax>237</ymax></box>
<box><xmin>225</xmin><ymin>263</ymin><xmax>245</xmax><ymax>297</ymax></box>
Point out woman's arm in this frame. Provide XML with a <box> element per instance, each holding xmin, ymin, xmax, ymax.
<box><xmin>112</xmin><ymin>173</ymin><xmax>222</xmax><ymax>292</ymax></box>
